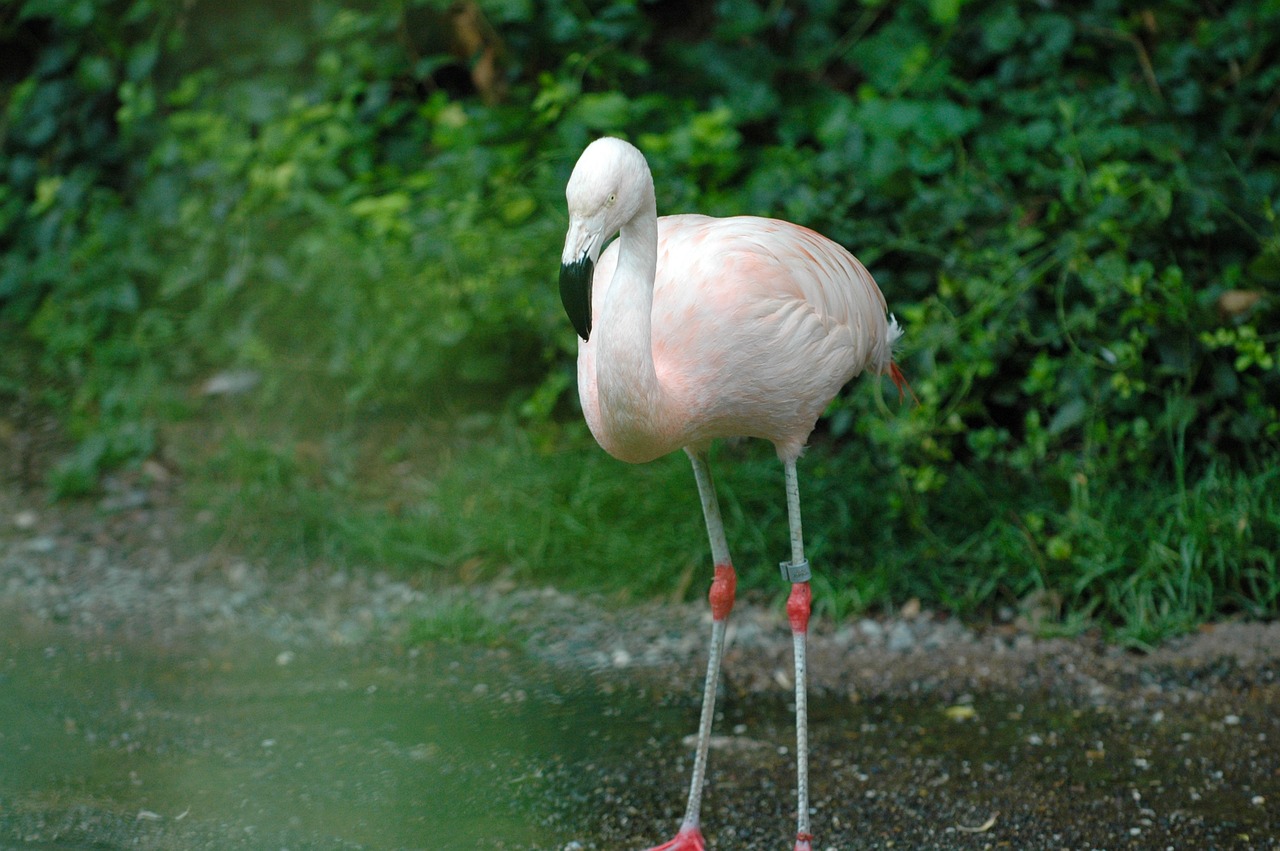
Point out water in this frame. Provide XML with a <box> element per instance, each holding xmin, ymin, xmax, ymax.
<box><xmin>0</xmin><ymin>622</ymin><xmax>662</xmax><ymax>850</ymax></box>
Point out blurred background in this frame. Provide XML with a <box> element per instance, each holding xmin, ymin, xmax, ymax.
<box><xmin>1</xmin><ymin>0</ymin><xmax>1277</xmax><ymax>645</ymax></box>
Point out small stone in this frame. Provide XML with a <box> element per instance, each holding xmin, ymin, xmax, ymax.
<box><xmin>24</xmin><ymin>536</ymin><xmax>56</xmax><ymax>554</ymax></box>
<box><xmin>944</xmin><ymin>704</ymin><xmax>977</xmax><ymax>721</ymax></box>
<box><xmin>99</xmin><ymin>488</ymin><xmax>148</xmax><ymax>513</ymax></box>
<box><xmin>200</xmin><ymin>369</ymin><xmax>261</xmax><ymax>397</ymax></box>
<box><xmin>887</xmin><ymin>621</ymin><xmax>915</xmax><ymax>652</ymax></box>
<box><xmin>858</xmin><ymin>619</ymin><xmax>885</xmax><ymax>642</ymax></box>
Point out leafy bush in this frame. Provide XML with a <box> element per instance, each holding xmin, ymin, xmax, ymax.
<box><xmin>1</xmin><ymin>0</ymin><xmax>188</xmax><ymax>488</ymax></box>
<box><xmin>2</xmin><ymin>0</ymin><xmax>1277</xmax><ymax>638</ymax></box>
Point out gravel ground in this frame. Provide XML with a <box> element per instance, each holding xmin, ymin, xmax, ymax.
<box><xmin>3</xmin><ymin>476</ymin><xmax>1279</xmax><ymax>850</ymax></box>
<box><xmin>4</xmin><ymin>475</ymin><xmax>1277</xmax><ymax>705</ymax></box>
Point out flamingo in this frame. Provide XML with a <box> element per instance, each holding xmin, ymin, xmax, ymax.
<box><xmin>558</xmin><ymin>137</ymin><xmax>908</xmax><ymax>851</ymax></box>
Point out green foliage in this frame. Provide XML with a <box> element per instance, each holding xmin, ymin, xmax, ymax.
<box><xmin>1</xmin><ymin>0</ymin><xmax>187</xmax><ymax>493</ymax></box>
<box><xmin>2</xmin><ymin>0</ymin><xmax>1278</xmax><ymax>638</ymax></box>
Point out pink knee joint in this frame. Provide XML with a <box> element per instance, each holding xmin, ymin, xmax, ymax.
<box><xmin>786</xmin><ymin>581</ymin><xmax>811</xmax><ymax>633</ymax></box>
<box><xmin>709</xmin><ymin>564</ymin><xmax>736</xmax><ymax>621</ymax></box>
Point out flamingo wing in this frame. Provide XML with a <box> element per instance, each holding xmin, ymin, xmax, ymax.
<box><xmin>650</xmin><ymin>216</ymin><xmax>895</xmax><ymax>456</ymax></box>
<box><xmin>578</xmin><ymin>214</ymin><xmax>898</xmax><ymax>461</ymax></box>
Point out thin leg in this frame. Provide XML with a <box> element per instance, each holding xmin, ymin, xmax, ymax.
<box><xmin>781</xmin><ymin>457</ymin><xmax>814</xmax><ymax>851</ymax></box>
<box><xmin>647</xmin><ymin>449</ymin><xmax>737</xmax><ymax>851</ymax></box>
<box><xmin>689</xmin><ymin>447</ymin><xmax>732</xmax><ymax>568</ymax></box>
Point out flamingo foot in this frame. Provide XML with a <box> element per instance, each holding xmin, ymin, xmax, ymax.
<box><xmin>794</xmin><ymin>832</ymin><xmax>813</xmax><ymax>851</ymax></box>
<box><xmin>645</xmin><ymin>825</ymin><xmax>706</xmax><ymax>851</ymax></box>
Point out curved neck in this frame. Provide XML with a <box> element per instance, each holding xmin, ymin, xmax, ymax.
<box><xmin>595</xmin><ymin>193</ymin><xmax>669</xmax><ymax>454</ymax></box>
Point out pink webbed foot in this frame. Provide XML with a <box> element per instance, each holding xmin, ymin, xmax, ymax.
<box><xmin>645</xmin><ymin>825</ymin><xmax>706</xmax><ymax>851</ymax></box>
<box><xmin>794</xmin><ymin>832</ymin><xmax>813</xmax><ymax>851</ymax></box>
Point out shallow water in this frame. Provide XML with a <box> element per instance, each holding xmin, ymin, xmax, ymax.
<box><xmin>0</xmin><ymin>621</ymin><xmax>666</xmax><ymax>850</ymax></box>
<box><xmin>2</xmin><ymin>620</ymin><xmax>1277</xmax><ymax>850</ymax></box>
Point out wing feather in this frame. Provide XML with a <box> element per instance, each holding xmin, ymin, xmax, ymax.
<box><xmin>579</xmin><ymin>213</ymin><xmax>898</xmax><ymax>459</ymax></box>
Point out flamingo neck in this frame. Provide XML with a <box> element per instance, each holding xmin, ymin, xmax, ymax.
<box><xmin>595</xmin><ymin>196</ymin><xmax>672</xmax><ymax>461</ymax></box>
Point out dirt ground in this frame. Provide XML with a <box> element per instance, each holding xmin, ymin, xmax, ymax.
<box><xmin>2</xmin><ymin>476</ymin><xmax>1278</xmax><ymax>849</ymax></box>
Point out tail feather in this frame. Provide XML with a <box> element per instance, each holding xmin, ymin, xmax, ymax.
<box><xmin>883</xmin><ymin>314</ymin><xmax>916</xmax><ymax>405</ymax></box>
<box><xmin>887</xmin><ymin>361</ymin><xmax>918</xmax><ymax>405</ymax></box>
<box><xmin>886</xmin><ymin>313</ymin><xmax>904</xmax><ymax>349</ymax></box>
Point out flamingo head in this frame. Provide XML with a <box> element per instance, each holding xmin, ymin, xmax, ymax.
<box><xmin>559</xmin><ymin>137</ymin><xmax>652</xmax><ymax>341</ymax></box>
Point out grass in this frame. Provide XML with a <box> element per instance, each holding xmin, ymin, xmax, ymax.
<box><xmin>403</xmin><ymin>594</ymin><xmax>515</xmax><ymax>648</ymax></box>
<box><xmin>1069</xmin><ymin>463</ymin><xmax>1280</xmax><ymax>648</ymax></box>
<box><xmin>169</xmin><ymin>386</ymin><xmax>1279</xmax><ymax>647</ymax></box>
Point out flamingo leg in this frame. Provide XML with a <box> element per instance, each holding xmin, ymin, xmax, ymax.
<box><xmin>647</xmin><ymin>449</ymin><xmax>737</xmax><ymax>851</ymax></box>
<box><xmin>781</xmin><ymin>458</ymin><xmax>814</xmax><ymax>851</ymax></box>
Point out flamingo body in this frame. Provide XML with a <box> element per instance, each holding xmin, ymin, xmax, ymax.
<box><xmin>558</xmin><ymin>137</ymin><xmax>905</xmax><ymax>851</ymax></box>
<box><xmin>578</xmin><ymin>213</ymin><xmax>899</xmax><ymax>464</ymax></box>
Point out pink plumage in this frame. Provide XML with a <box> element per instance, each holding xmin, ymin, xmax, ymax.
<box><xmin>579</xmin><ymin>212</ymin><xmax>902</xmax><ymax>463</ymax></box>
<box><xmin>558</xmin><ymin>136</ymin><xmax>906</xmax><ymax>851</ymax></box>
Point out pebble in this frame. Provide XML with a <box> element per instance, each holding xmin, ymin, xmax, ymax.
<box><xmin>23</xmin><ymin>536</ymin><xmax>56</xmax><ymax>554</ymax></box>
<box><xmin>99</xmin><ymin>488</ymin><xmax>148</xmax><ymax>513</ymax></box>
<box><xmin>200</xmin><ymin>369</ymin><xmax>261</xmax><ymax>397</ymax></box>
<box><xmin>887</xmin><ymin>621</ymin><xmax>915</xmax><ymax>652</ymax></box>
<box><xmin>858</xmin><ymin>618</ymin><xmax>885</xmax><ymax>642</ymax></box>
<box><xmin>832</xmin><ymin>624</ymin><xmax>858</xmax><ymax>647</ymax></box>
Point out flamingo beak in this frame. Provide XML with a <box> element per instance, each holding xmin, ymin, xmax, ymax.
<box><xmin>560</xmin><ymin>255</ymin><xmax>593</xmax><ymax>341</ymax></box>
<box><xmin>560</xmin><ymin>217</ymin><xmax>599</xmax><ymax>341</ymax></box>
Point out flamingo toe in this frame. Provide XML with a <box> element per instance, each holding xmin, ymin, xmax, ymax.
<box><xmin>645</xmin><ymin>825</ymin><xmax>706</xmax><ymax>851</ymax></box>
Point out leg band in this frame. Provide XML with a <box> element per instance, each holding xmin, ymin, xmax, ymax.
<box><xmin>786</xmin><ymin>581</ymin><xmax>812</xmax><ymax>633</ymax></box>
<box><xmin>709</xmin><ymin>563</ymin><xmax>736</xmax><ymax>621</ymax></box>
<box><xmin>779</xmin><ymin>558</ymin><xmax>811</xmax><ymax>583</ymax></box>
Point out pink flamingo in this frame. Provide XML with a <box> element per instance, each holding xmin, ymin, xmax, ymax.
<box><xmin>559</xmin><ymin>137</ymin><xmax>908</xmax><ymax>851</ymax></box>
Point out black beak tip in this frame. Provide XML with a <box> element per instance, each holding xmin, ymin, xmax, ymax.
<box><xmin>559</xmin><ymin>256</ymin><xmax>594</xmax><ymax>342</ymax></box>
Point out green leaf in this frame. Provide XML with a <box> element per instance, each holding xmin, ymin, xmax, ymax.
<box><xmin>929</xmin><ymin>0</ymin><xmax>964</xmax><ymax>25</ymax></box>
<box><xmin>569</xmin><ymin>92</ymin><xmax>632</xmax><ymax>132</ymax></box>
